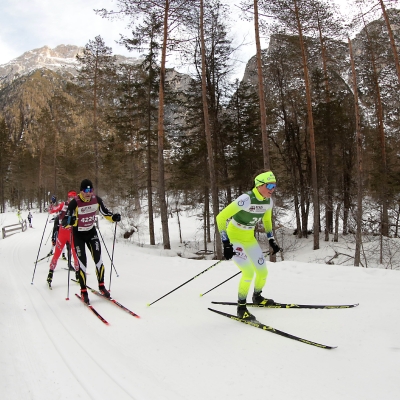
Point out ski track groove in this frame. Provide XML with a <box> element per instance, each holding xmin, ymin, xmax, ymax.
<box><xmin>11</xmin><ymin>233</ymin><xmax>139</xmax><ymax>400</ymax></box>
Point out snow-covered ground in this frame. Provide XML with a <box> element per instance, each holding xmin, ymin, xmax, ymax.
<box><xmin>1</xmin><ymin>209</ymin><xmax>400</xmax><ymax>400</ymax></box>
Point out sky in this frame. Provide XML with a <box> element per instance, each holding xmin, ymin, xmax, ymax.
<box><xmin>1</xmin><ymin>208</ymin><xmax>400</xmax><ymax>399</ymax></box>
<box><xmin>0</xmin><ymin>0</ymin><xmax>351</xmax><ymax>80</ymax></box>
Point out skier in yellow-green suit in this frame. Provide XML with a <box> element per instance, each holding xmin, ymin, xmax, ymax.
<box><xmin>216</xmin><ymin>170</ymin><xmax>281</xmax><ymax>321</ymax></box>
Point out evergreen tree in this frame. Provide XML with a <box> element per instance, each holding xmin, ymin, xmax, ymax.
<box><xmin>76</xmin><ymin>36</ymin><xmax>117</xmax><ymax>190</ymax></box>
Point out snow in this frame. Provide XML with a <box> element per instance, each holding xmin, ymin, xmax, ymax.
<box><xmin>1</xmin><ymin>210</ymin><xmax>400</xmax><ymax>400</ymax></box>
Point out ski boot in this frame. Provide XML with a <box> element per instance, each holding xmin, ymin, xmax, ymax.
<box><xmin>252</xmin><ymin>291</ymin><xmax>275</xmax><ymax>306</ymax></box>
<box><xmin>47</xmin><ymin>250</ymin><xmax>53</xmax><ymax>257</ymax></box>
<box><xmin>99</xmin><ymin>283</ymin><xmax>111</xmax><ymax>299</ymax></box>
<box><xmin>75</xmin><ymin>270</ymin><xmax>80</xmax><ymax>281</ymax></box>
<box><xmin>80</xmin><ymin>289</ymin><xmax>90</xmax><ymax>305</ymax></box>
<box><xmin>237</xmin><ymin>300</ymin><xmax>256</xmax><ymax>321</ymax></box>
<box><xmin>62</xmin><ymin>253</ymin><xmax>67</xmax><ymax>260</ymax></box>
<box><xmin>47</xmin><ymin>270</ymin><xmax>53</xmax><ymax>289</ymax></box>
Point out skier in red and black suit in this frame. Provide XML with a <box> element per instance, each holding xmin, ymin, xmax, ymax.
<box><xmin>47</xmin><ymin>195</ymin><xmax>59</xmax><ymax>256</ymax></box>
<box><xmin>62</xmin><ymin>179</ymin><xmax>121</xmax><ymax>304</ymax></box>
<box><xmin>46</xmin><ymin>190</ymin><xmax>80</xmax><ymax>288</ymax></box>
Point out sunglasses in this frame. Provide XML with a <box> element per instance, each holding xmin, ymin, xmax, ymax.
<box><xmin>83</xmin><ymin>188</ymin><xmax>94</xmax><ymax>193</ymax></box>
<box><xmin>266</xmin><ymin>183</ymin><xmax>276</xmax><ymax>190</ymax></box>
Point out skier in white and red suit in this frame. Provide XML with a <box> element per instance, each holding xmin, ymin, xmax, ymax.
<box><xmin>46</xmin><ymin>190</ymin><xmax>80</xmax><ymax>287</ymax></box>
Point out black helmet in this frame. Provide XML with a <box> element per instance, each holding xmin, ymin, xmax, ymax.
<box><xmin>80</xmin><ymin>179</ymin><xmax>93</xmax><ymax>191</ymax></box>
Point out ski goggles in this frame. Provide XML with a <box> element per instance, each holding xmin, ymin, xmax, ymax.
<box><xmin>265</xmin><ymin>183</ymin><xmax>276</xmax><ymax>190</ymax></box>
<box><xmin>83</xmin><ymin>187</ymin><xmax>94</xmax><ymax>193</ymax></box>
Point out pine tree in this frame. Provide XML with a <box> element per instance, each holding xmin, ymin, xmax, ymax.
<box><xmin>76</xmin><ymin>36</ymin><xmax>117</xmax><ymax>190</ymax></box>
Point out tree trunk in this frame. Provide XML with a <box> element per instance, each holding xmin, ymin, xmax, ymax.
<box><xmin>147</xmin><ymin>102</ymin><xmax>155</xmax><ymax>245</ymax></box>
<box><xmin>253</xmin><ymin>0</ymin><xmax>270</xmax><ymax>169</ymax></box>
<box><xmin>348</xmin><ymin>37</ymin><xmax>363</xmax><ymax>266</ymax></box>
<box><xmin>203</xmin><ymin>186</ymin><xmax>208</xmax><ymax>252</ymax></box>
<box><xmin>294</xmin><ymin>0</ymin><xmax>319</xmax><ymax>250</ymax></box>
<box><xmin>380</xmin><ymin>0</ymin><xmax>400</xmax><ymax>85</ymax></box>
<box><xmin>200</xmin><ymin>0</ymin><xmax>222</xmax><ymax>259</ymax></box>
<box><xmin>361</xmin><ymin>14</ymin><xmax>388</xmax><ymax>237</ymax></box>
<box><xmin>334</xmin><ymin>202</ymin><xmax>341</xmax><ymax>242</ymax></box>
<box><xmin>93</xmin><ymin>57</ymin><xmax>99</xmax><ymax>190</ymax></box>
<box><xmin>316</xmin><ymin>11</ymin><xmax>333</xmax><ymax>242</ymax></box>
<box><xmin>156</xmin><ymin>0</ymin><xmax>171</xmax><ymax>249</ymax></box>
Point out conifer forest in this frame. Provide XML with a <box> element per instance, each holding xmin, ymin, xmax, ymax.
<box><xmin>1</xmin><ymin>0</ymin><xmax>400</xmax><ymax>264</ymax></box>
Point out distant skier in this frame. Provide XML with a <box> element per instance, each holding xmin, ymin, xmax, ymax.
<box><xmin>17</xmin><ymin>209</ymin><xmax>22</xmax><ymax>223</ymax></box>
<box><xmin>46</xmin><ymin>190</ymin><xmax>80</xmax><ymax>288</ymax></box>
<box><xmin>27</xmin><ymin>211</ymin><xmax>33</xmax><ymax>228</ymax></box>
<box><xmin>216</xmin><ymin>170</ymin><xmax>281</xmax><ymax>321</ymax></box>
<box><xmin>62</xmin><ymin>179</ymin><xmax>121</xmax><ymax>304</ymax></box>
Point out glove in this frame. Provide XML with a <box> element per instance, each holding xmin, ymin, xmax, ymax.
<box><xmin>269</xmin><ymin>238</ymin><xmax>281</xmax><ymax>255</ymax></box>
<box><xmin>222</xmin><ymin>241</ymin><xmax>235</xmax><ymax>260</ymax></box>
<box><xmin>112</xmin><ymin>213</ymin><xmax>121</xmax><ymax>222</ymax></box>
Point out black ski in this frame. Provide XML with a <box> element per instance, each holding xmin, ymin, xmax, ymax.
<box><xmin>209</xmin><ymin>308</ymin><xmax>336</xmax><ymax>349</ymax></box>
<box><xmin>211</xmin><ymin>301</ymin><xmax>359</xmax><ymax>309</ymax></box>
<box><xmin>75</xmin><ymin>294</ymin><xmax>109</xmax><ymax>325</ymax></box>
<box><xmin>87</xmin><ymin>284</ymin><xmax>140</xmax><ymax>319</ymax></box>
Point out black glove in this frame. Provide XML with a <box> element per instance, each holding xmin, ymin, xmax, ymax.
<box><xmin>112</xmin><ymin>213</ymin><xmax>121</xmax><ymax>222</ymax></box>
<box><xmin>222</xmin><ymin>241</ymin><xmax>235</xmax><ymax>260</ymax></box>
<box><xmin>269</xmin><ymin>238</ymin><xmax>281</xmax><ymax>255</ymax></box>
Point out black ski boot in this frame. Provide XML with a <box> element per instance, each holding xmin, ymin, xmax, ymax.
<box><xmin>75</xmin><ymin>270</ymin><xmax>80</xmax><ymax>281</ymax></box>
<box><xmin>99</xmin><ymin>283</ymin><xmax>111</xmax><ymax>299</ymax></box>
<box><xmin>47</xmin><ymin>270</ymin><xmax>53</xmax><ymax>289</ymax></box>
<box><xmin>80</xmin><ymin>289</ymin><xmax>90</xmax><ymax>305</ymax></box>
<box><xmin>47</xmin><ymin>250</ymin><xmax>53</xmax><ymax>257</ymax></box>
<box><xmin>62</xmin><ymin>253</ymin><xmax>67</xmax><ymax>260</ymax></box>
<box><xmin>237</xmin><ymin>300</ymin><xmax>256</xmax><ymax>321</ymax></box>
<box><xmin>252</xmin><ymin>291</ymin><xmax>275</xmax><ymax>306</ymax></box>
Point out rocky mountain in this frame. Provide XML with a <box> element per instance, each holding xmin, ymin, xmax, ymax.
<box><xmin>0</xmin><ymin>43</ymin><xmax>195</xmax><ymax>147</ymax></box>
<box><xmin>0</xmin><ymin>44</ymin><xmax>142</xmax><ymax>85</ymax></box>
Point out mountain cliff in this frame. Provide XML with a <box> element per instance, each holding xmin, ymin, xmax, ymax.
<box><xmin>0</xmin><ymin>44</ymin><xmax>141</xmax><ymax>85</ymax></box>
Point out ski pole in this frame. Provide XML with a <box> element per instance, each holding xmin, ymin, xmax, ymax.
<box><xmin>147</xmin><ymin>259</ymin><xmax>223</xmax><ymax>307</ymax></box>
<box><xmin>200</xmin><ymin>271</ymin><xmax>241</xmax><ymax>297</ymax></box>
<box><xmin>66</xmin><ymin>230</ymin><xmax>72</xmax><ymax>301</ymax></box>
<box><xmin>44</xmin><ymin>224</ymin><xmax>53</xmax><ymax>245</ymax></box>
<box><xmin>31</xmin><ymin>214</ymin><xmax>50</xmax><ymax>284</ymax></box>
<box><xmin>108</xmin><ymin>222</ymin><xmax>118</xmax><ymax>291</ymax></box>
<box><xmin>97</xmin><ymin>225</ymin><xmax>119</xmax><ymax>277</ymax></box>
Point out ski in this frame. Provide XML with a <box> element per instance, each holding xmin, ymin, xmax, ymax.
<box><xmin>209</xmin><ymin>308</ymin><xmax>336</xmax><ymax>349</ymax></box>
<box><xmin>86</xmin><ymin>284</ymin><xmax>140</xmax><ymax>319</ymax></box>
<box><xmin>211</xmin><ymin>301</ymin><xmax>359</xmax><ymax>309</ymax></box>
<box><xmin>75</xmin><ymin>294</ymin><xmax>109</xmax><ymax>325</ymax></box>
<box><xmin>71</xmin><ymin>279</ymin><xmax>140</xmax><ymax>318</ymax></box>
